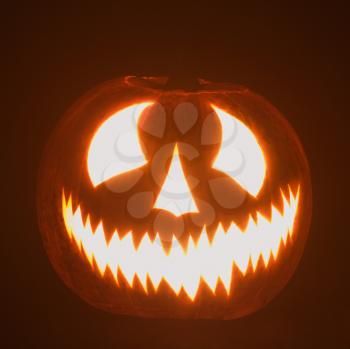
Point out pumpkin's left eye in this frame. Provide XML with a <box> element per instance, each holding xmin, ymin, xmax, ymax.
<box><xmin>87</xmin><ymin>103</ymin><xmax>153</xmax><ymax>187</ymax></box>
<box><xmin>211</xmin><ymin>105</ymin><xmax>266</xmax><ymax>197</ymax></box>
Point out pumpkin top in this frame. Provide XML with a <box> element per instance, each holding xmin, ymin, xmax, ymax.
<box><xmin>125</xmin><ymin>75</ymin><xmax>248</xmax><ymax>94</ymax></box>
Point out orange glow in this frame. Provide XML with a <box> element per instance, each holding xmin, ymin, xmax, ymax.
<box><xmin>62</xmin><ymin>187</ymin><xmax>299</xmax><ymax>300</ymax></box>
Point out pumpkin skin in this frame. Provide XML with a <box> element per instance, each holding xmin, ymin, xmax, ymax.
<box><xmin>37</xmin><ymin>76</ymin><xmax>312</xmax><ymax>319</ymax></box>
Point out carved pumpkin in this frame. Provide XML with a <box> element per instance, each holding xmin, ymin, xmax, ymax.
<box><xmin>37</xmin><ymin>76</ymin><xmax>312</xmax><ymax>319</ymax></box>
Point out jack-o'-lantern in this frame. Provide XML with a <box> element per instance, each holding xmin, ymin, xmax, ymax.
<box><xmin>37</xmin><ymin>76</ymin><xmax>312</xmax><ymax>319</ymax></box>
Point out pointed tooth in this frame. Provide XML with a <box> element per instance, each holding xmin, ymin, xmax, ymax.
<box><xmin>107</xmin><ymin>231</ymin><xmax>120</xmax><ymax>282</ymax></box>
<box><xmin>230</xmin><ymin>222</ymin><xmax>250</xmax><ymax>275</ymax></box>
<box><xmin>117</xmin><ymin>232</ymin><xmax>136</xmax><ymax>287</ymax></box>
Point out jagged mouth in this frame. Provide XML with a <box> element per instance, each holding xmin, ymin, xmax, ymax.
<box><xmin>62</xmin><ymin>186</ymin><xmax>300</xmax><ymax>300</ymax></box>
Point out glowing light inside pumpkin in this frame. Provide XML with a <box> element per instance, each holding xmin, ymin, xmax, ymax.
<box><xmin>62</xmin><ymin>187</ymin><xmax>299</xmax><ymax>300</ymax></box>
<box><xmin>212</xmin><ymin>105</ymin><xmax>266</xmax><ymax>197</ymax></box>
<box><xmin>154</xmin><ymin>144</ymin><xmax>199</xmax><ymax>216</ymax></box>
<box><xmin>87</xmin><ymin>102</ymin><xmax>153</xmax><ymax>187</ymax></box>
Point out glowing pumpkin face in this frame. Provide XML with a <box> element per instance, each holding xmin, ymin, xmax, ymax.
<box><xmin>37</xmin><ymin>76</ymin><xmax>312</xmax><ymax>319</ymax></box>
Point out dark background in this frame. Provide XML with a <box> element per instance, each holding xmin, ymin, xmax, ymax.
<box><xmin>5</xmin><ymin>2</ymin><xmax>349</xmax><ymax>348</ymax></box>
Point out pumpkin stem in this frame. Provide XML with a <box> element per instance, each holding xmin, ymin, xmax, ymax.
<box><xmin>165</xmin><ymin>76</ymin><xmax>200</xmax><ymax>91</ymax></box>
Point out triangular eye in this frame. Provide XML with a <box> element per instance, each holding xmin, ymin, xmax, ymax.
<box><xmin>211</xmin><ymin>105</ymin><xmax>266</xmax><ymax>197</ymax></box>
<box><xmin>87</xmin><ymin>103</ymin><xmax>153</xmax><ymax>187</ymax></box>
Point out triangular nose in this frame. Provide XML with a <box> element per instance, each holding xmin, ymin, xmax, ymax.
<box><xmin>154</xmin><ymin>144</ymin><xmax>198</xmax><ymax>217</ymax></box>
